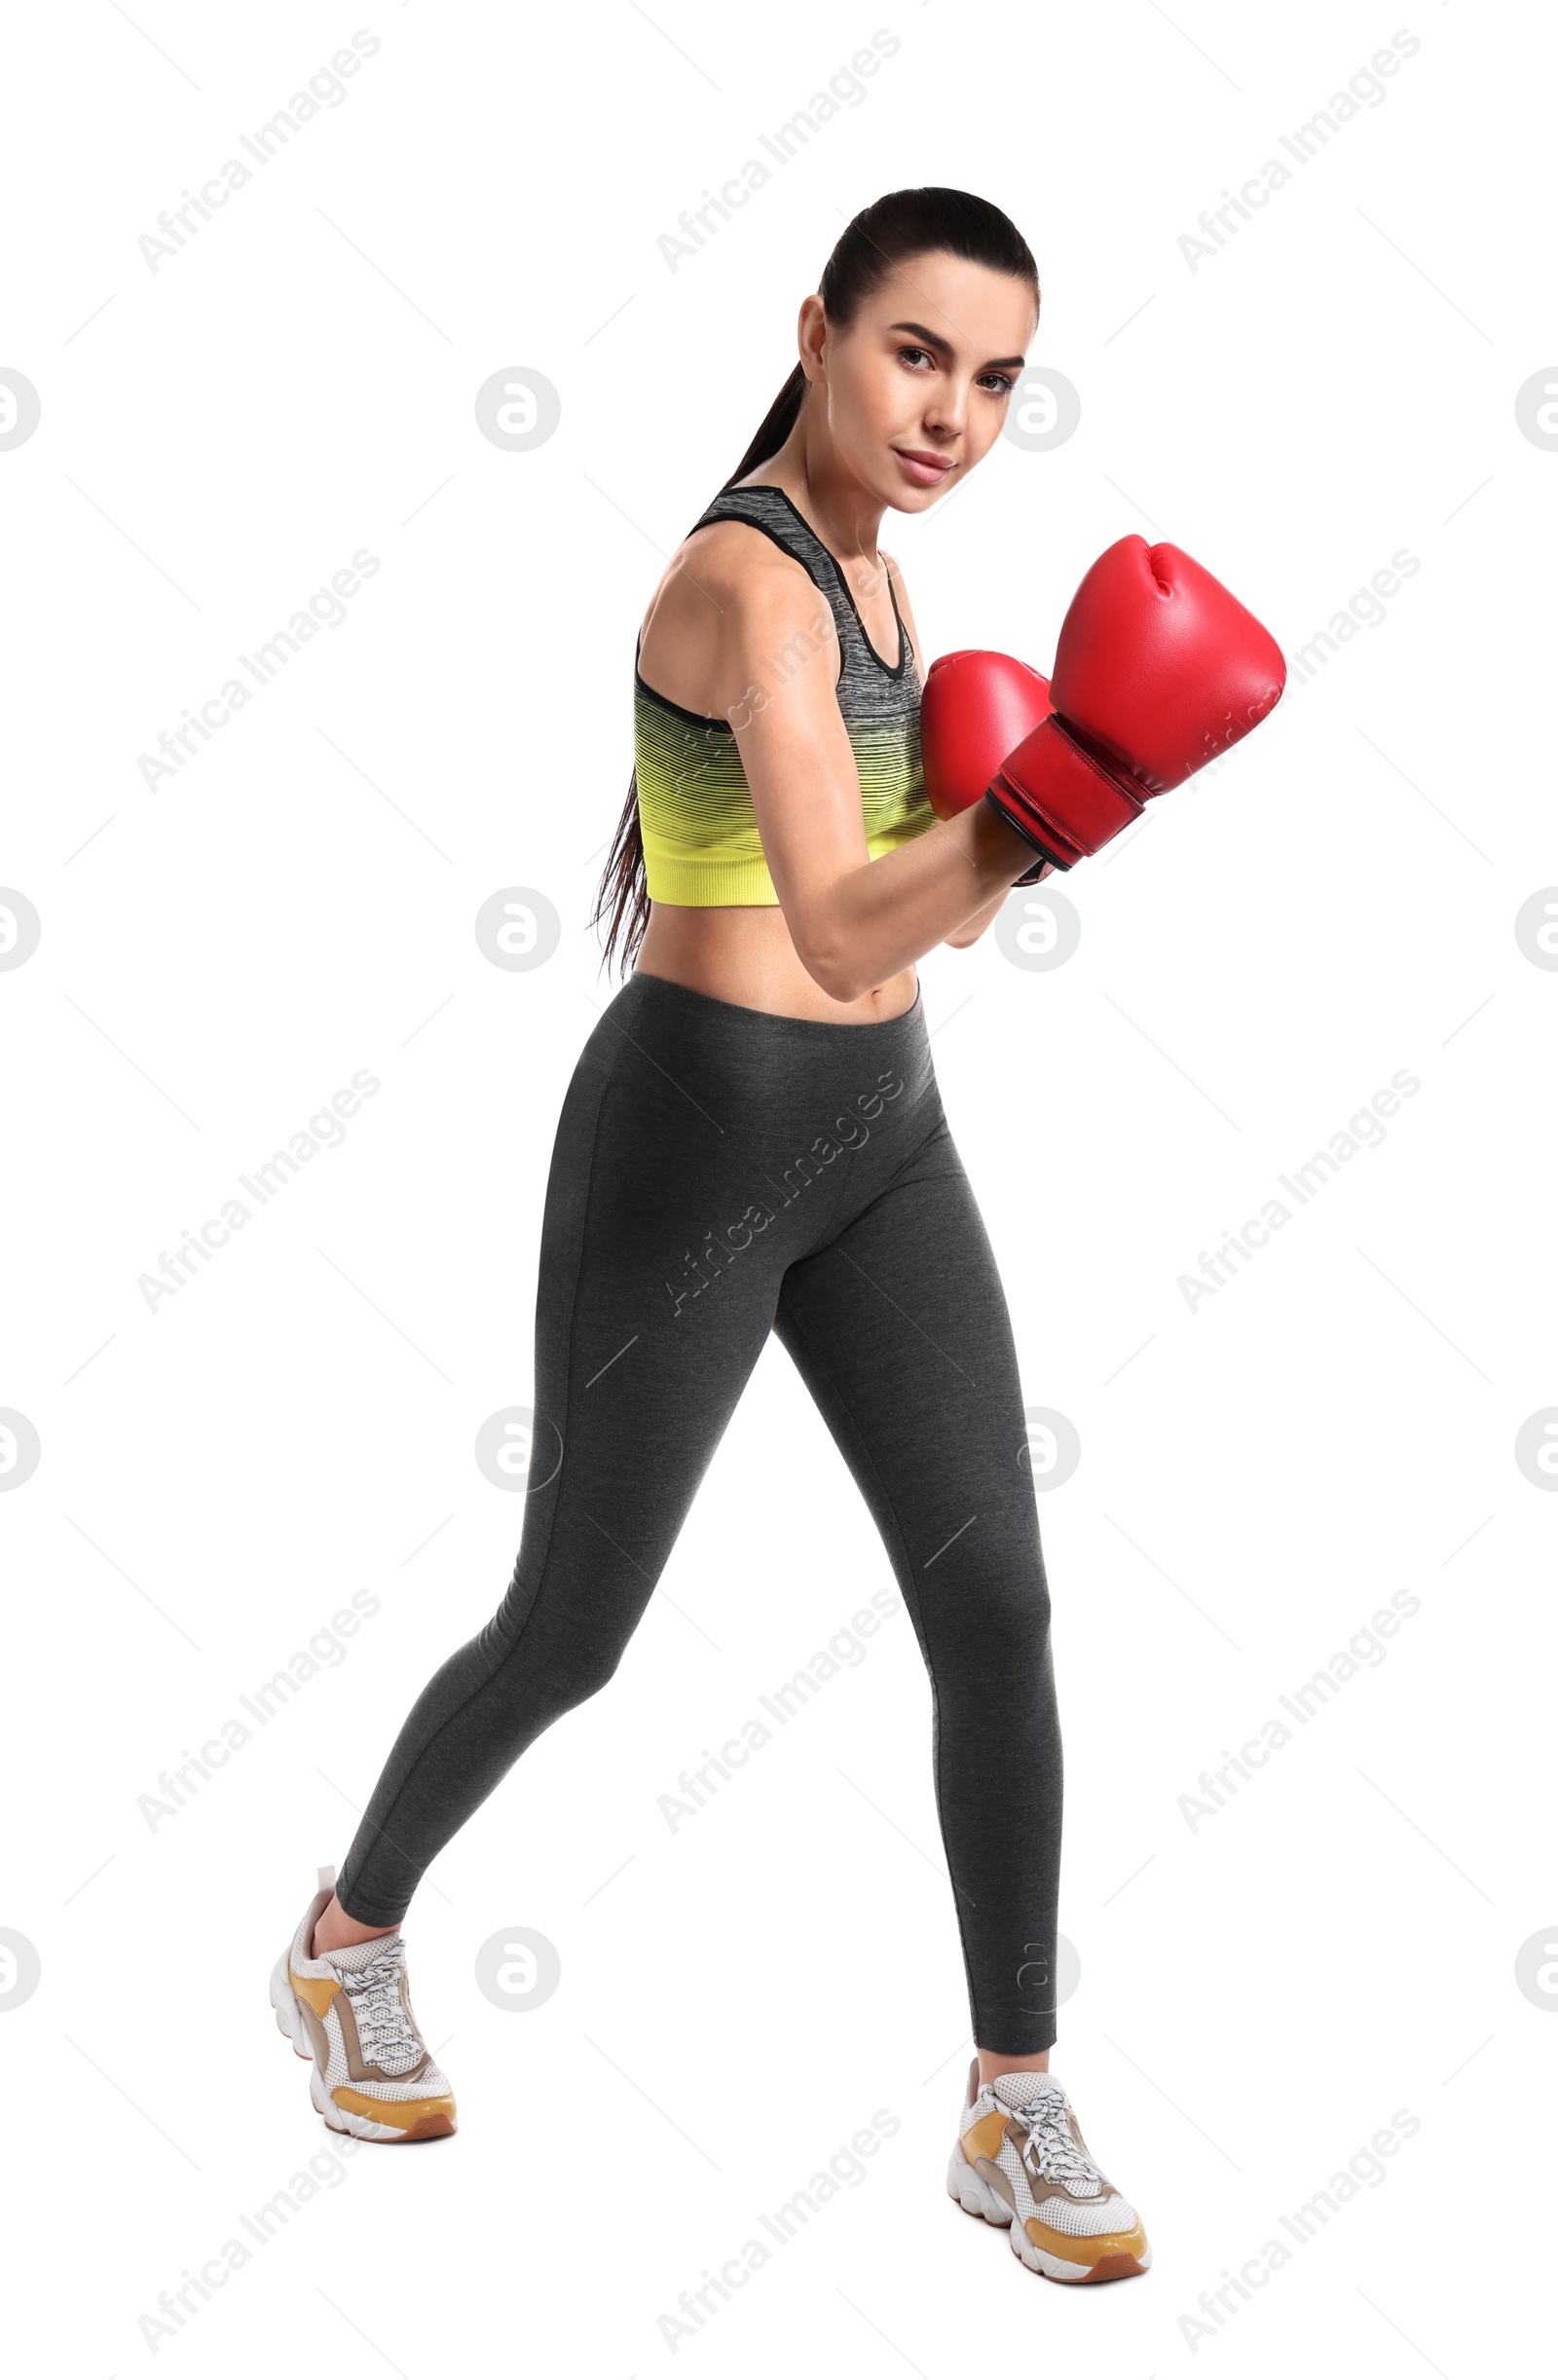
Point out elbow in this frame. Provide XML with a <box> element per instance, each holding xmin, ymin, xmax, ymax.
<box><xmin>800</xmin><ymin>943</ymin><xmax>871</xmax><ymax>1005</ymax></box>
<box><xmin>787</xmin><ymin>884</ymin><xmax>888</xmax><ymax>1005</ymax></box>
<box><xmin>791</xmin><ymin>920</ymin><xmax>864</xmax><ymax>1005</ymax></box>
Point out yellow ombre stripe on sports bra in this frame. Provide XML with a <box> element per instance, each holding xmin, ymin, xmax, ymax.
<box><xmin>633</xmin><ymin>485</ymin><xmax>937</xmax><ymax>906</ymax></box>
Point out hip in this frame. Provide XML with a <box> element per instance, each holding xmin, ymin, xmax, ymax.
<box><xmin>563</xmin><ymin>968</ymin><xmax>945</xmax><ymax>1253</ymax></box>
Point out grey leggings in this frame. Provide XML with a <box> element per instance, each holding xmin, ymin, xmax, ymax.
<box><xmin>335</xmin><ymin>971</ymin><xmax>1062</xmax><ymax>2051</ymax></box>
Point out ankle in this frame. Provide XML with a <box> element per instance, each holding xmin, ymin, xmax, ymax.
<box><xmin>977</xmin><ymin>2049</ymin><xmax>1053</xmax><ymax>2088</ymax></box>
<box><xmin>311</xmin><ymin>1895</ymin><xmax>401</xmax><ymax>1960</ymax></box>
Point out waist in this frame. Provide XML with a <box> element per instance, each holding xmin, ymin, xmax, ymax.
<box><xmin>635</xmin><ymin>905</ymin><xmax>917</xmax><ymax>1026</ymax></box>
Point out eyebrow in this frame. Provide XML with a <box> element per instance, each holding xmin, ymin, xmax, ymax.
<box><xmin>887</xmin><ymin>319</ymin><xmax>1028</xmax><ymax>372</ymax></box>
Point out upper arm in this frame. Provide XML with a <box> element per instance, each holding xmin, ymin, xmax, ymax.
<box><xmin>711</xmin><ymin>558</ymin><xmax>876</xmax><ymax>953</ymax></box>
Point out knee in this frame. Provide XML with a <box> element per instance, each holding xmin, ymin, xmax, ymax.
<box><xmin>561</xmin><ymin>1639</ymin><xmax>629</xmax><ymax>1708</ymax></box>
<box><xmin>945</xmin><ymin>1574</ymin><xmax>1052</xmax><ymax>1675</ymax></box>
<box><xmin>1002</xmin><ymin>1585</ymin><xmax>1053</xmax><ymax>1669</ymax></box>
<box><xmin>480</xmin><ymin>1611</ymin><xmax>629</xmax><ymax>1721</ymax></box>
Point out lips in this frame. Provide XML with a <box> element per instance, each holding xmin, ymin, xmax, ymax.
<box><xmin>893</xmin><ymin>448</ymin><xmax>953</xmax><ymax>486</ymax></box>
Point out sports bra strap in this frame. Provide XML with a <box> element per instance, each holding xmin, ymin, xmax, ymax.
<box><xmin>687</xmin><ymin>484</ymin><xmax>910</xmax><ymax>691</ymax></box>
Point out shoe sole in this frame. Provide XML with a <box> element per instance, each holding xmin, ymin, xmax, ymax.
<box><xmin>269</xmin><ymin>1950</ymin><xmax>457</xmax><ymax>2142</ymax></box>
<box><xmin>946</xmin><ymin>2145</ymin><xmax>1150</xmax><ymax>2284</ymax></box>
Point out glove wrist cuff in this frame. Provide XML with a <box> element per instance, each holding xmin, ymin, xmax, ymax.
<box><xmin>989</xmin><ymin>714</ymin><xmax>1145</xmax><ymax>867</ymax></box>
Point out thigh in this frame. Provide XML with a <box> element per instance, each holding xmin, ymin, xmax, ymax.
<box><xmin>502</xmin><ymin>1051</ymin><xmax>846</xmax><ymax>1678</ymax></box>
<box><xmin>771</xmin><ymin>1114</ymin><xmax>1050</xmax><ymax>1669</ymax></box>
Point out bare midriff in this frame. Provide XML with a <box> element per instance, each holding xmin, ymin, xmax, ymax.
<box><xmin>634</xmin><ymin>902</ymin><xmax>917</xmax><ymax>1023</ymax></box>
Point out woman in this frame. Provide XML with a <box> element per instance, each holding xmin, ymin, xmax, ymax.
<box><xmin>272</xmin><ymin>186</ymin><xmax>1152</xmax><ymax>2287</ymax></box>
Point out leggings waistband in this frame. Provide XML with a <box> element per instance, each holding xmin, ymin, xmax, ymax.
<box><xmin>582</xmin><ymin>970</ymin><xmax>939</xmax><ymax>1146</ymax></box>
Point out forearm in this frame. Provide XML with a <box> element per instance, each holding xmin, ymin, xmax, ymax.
<box><xmin>944</xmin><ymin>877</ymin><xmax>1014</xmax><ymax>948</ymax></box>
<box><xmin>793</xmin><ymin>801</ymin><xmax>1033</xmax><ymax>1000</ymax></box>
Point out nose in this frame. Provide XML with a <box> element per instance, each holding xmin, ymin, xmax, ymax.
<box><xmin>922</xmin><ymin>376</ymin><xmax>969</xmax><ymax>441</ymax></box>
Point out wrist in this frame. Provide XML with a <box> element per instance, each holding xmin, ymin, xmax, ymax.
<box><xmin>969</xmin><ymin>793</ymin><xmax>1042</xmax><ymax>883</ymax></box>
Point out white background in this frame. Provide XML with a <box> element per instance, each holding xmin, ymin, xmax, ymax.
<box><xmin>2</xmin><ymin>1</ymin><xmax>1554</xmax><ymax>2370</ymax></box>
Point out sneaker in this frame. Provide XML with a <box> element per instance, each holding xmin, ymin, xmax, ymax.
<box><xmin>946</xmin><ymin>2060</ymin><xmax>1149</xmax><ymax>2282</ymax></box>
<box><xmin>269</xmin><ymin>1863</ymin><xmax>457</xmax><ymax>2142</ymax></box>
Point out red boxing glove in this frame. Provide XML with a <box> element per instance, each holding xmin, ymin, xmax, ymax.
<box><xmin>918</xmin><ymin>650</ymin><xmax>1057</xmax><ymax>884</ymax></box>
<box><xmin>988</xmin><ymin>538</ymin><xmax>1286</xmax><ymax>872</ymax></box>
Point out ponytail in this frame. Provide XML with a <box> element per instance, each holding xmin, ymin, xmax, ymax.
<box><xmin>721</xmin><ymin>362</ymin><xmax>807</xmax><ymax>494</ymax></box>
<box><xmin>588</xmin><ymin>762</ymin><xmax>652</xmax><ymax>985</ymax></box>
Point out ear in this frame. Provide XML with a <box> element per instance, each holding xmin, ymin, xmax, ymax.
<box><xmin>797</xmin><ymin>292</ymin><xmax>828</xmax><ymax>384</ymax></box>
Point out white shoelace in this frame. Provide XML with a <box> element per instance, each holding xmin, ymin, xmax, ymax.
<box><xmin>341</xmin><ymin>1948</ymin><xmax>424</xmax><ymax>2072</ymax></box>
<box><xmin>1015</xmin><ymin>2096</ymin><xmax>1102</xmax><ymax>2194</ymax></box>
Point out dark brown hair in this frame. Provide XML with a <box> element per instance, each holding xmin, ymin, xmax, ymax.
<box><xmin>591</xmin><ymin>186</ymin><xmax>1040</xmax><ymax>975</ymax></box>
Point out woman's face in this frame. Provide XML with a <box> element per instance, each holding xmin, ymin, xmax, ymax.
<box><xmin>800</xmin><ymin>251</ymin><xmax>1039</xmax><ymax>509</ymax></box>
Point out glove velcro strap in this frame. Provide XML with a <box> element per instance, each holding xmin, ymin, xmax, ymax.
<box><xmin>983</xmin><ymin>789</ymin><xmax>1073</xmax><ymax>874</ymax></box>
<box><xmin>988</xmin><ymin>716</ymin><xmax>1145</xmax><ymax>869</ymax></box>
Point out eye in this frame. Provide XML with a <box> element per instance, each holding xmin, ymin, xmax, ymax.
<box><xmin>979</xmin><ymin>371</ymin><xmax>1017</xmax><ymax>396</ymax></box>
<box><xmin>896</xmin><ymin>345</ymin><xmax>936</xmax><ymax>371</ymax></box>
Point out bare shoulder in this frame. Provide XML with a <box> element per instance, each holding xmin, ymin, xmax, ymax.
<box><xmin>640</xmin><ymin>517</ymin><xmax>835</xmax><ymax>718</ymax></box>
<box><xmin>684</xmin><ymin>516</ymin><xmax>828</xmax><ymax>622</ymax></box>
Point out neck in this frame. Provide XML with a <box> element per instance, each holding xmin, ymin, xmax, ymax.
<box><xmin>748</xmin><ymin>405</ymin><xmax>885</xmax><ymax>568</ymax></box>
